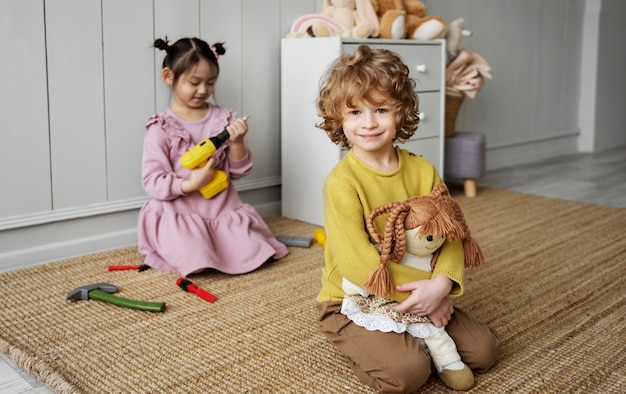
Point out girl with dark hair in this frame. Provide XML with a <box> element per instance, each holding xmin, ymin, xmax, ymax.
<box><xmin>137</xmin><ymin>37</ymin><xmax>288</xmax><ymax>277</ymax></box>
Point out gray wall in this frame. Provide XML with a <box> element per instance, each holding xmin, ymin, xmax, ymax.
<box><xmin>1</xmin><ymin>0</ymin><xmax>624</xmax><ymax>271</ymax></box>
<box><xmin>590</xmin><ymin>0</ymin><xmax>626</xmax><ymax>150</ymax></box>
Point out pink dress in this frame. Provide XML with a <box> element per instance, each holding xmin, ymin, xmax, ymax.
<box><xmin>137</xmin><ymin>105</ymin><xmax>288</xmax><ymax>277</ymax></box>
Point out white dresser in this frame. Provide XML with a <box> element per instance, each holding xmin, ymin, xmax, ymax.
<box><xmin>280</xmin><ymin>37</ymin><xmax>445</xmax><ymax>226</ymax></box>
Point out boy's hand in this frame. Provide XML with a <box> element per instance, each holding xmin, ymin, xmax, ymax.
<box><xmin>427</xmin><ymin>298</ymin><xmax>454</xmax><ymax>328</ymax></box>
<box><xmin>391</xmin><ymin>275</ymin><xmax>453</xmax><ymax>316</ymax></box>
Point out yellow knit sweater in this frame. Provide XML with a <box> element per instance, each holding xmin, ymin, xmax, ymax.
<box><xmin>316</xmin><ymin>147</ymin><xmax>466</xmax><ymax>303</ymax></box>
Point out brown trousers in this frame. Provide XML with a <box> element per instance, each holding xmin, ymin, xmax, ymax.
<box><xmin>317</xmin><ymin>301</ymin><xmax>500</xmax><ymax>394</ymax></box>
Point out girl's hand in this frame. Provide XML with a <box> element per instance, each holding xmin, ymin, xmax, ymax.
<box><xmin>181</xmin><ymin>157</ymin><xmax>216</xmax><ymax>194</ymax></box>
<box><xmin>227</xmin><ymin>117</ymin><xmax>248</xmax><ymax>144</ymax></box>
<box><xmin>227</xmin><ymin>117</ymin><xmax>249</xmax><ymax>161</ymax></box>
<box><xmin>427</xmin><ymin>298</ymin><xmax>454</xmax><ymax>328</ymax></box>
<box><xmin>391</xmin><ymin>275</ymin><xmax>453</xmax><ymax>316</ymax></box>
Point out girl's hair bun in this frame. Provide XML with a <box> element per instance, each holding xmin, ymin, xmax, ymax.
<box><xmin>212</xmin><ymin>42</ymin><xmax>226</xmax><ymax>56</ymax></box>
<box><xmin>154</xmin><ymin>38</ymin><xmax>171</xmax><ymax>51</ymax></box>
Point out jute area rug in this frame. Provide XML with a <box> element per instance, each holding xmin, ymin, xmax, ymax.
<box><xmin>1</xmin><ymin>188</ymin><xmax>625</xmax><ymax>393</ymax></box>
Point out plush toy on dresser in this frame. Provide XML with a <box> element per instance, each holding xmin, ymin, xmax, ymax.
<box><xmin>288</xmin><ymin>0</ymin><xmax>378</xmax><ymax>38</ymax></box>
<box><xmin>320</xmin><ymin>0</ymin><xmax>379</xmax><ymax>38</ymax></box>
<box><xmin>288</xmin><ymin>13</ymin><xmax>351</xmax><ymax>38</ymax></box>
<box><xmin>288</xmin><ymin>0</ymin><xmax>379</xmax><ymax>38</ymax></box>
<box><xmin>445</xmin><ymin>17</ymin><xmax>473</xmax><ymax>64</ymax></box>
<box><xmin>370</xmin><ymin>0</ymin><xmax>447</xmax><ymax>40</ymax></box>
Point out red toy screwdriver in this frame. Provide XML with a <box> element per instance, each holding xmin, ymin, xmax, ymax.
<box><xmin>176</xmin><ymin>278</ymin><xmax>217</xmax><ymax>303</ymax></box>
<box><xmin>107</xmin><ymin>264</ymin><xmax>150</xmax><ymax>272</ymax></box>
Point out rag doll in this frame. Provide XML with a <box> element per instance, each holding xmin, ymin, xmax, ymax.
<box><xmin>341</xmin><ymin>184</ymin><xmax>483</xmax><ymax>390</ymax></box>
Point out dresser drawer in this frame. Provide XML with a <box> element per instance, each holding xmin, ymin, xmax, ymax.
<box><xmin>413</xmin><ymin>91</ymin><xmax>441</xmax><ymax>139</ymax></box>
<box><xmin>342</xmin><ymin>42</ymin><xmax>443</xmax><ymax>92</ymax></box>
<box><xmin>400</xmin><ymin>137</ymin><xmax>441</xmax><ymax>170</ymax></box>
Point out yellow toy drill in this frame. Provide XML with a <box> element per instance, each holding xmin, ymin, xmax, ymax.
<box><xmin>180</xmin><ymin>129</ymin><xmax>231</xmax><ymax>199</ymax></box>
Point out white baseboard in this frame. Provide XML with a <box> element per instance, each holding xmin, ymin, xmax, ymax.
<box><xmin>486</xmin><ymin>134</ymin><xmax>579</xmax><ymax>170</ymax></box>
<box><xmin>0</xmin><ymin>201</ymin><xmax>282</xmax><ymax>273</ymax></box>
<box><xmin>0</xmin><ymin>228</ymin><xmax>138</xmax><ymax>273</ymax></box>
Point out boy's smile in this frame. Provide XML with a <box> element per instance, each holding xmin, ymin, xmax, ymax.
<box><xmin>341</xmin><ymin>92</ymin><xmax>398</xmax><ymax>169</ymax></box>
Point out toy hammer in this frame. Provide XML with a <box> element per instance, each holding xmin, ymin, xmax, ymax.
<box><xmin>66</xmin><ymin>282</ymin><xmax>165</xmax><ymax>312</ymax></box>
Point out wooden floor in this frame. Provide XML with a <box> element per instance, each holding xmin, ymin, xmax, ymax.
<box><xmin>1</xmin><ymin>146</ymin><xmax>625</xmax><ymax>394</ymax></box>
<box><xmin>475</xmin><ymin>145</ymin><xmax>626</xmax><ymax>208</ymax></box>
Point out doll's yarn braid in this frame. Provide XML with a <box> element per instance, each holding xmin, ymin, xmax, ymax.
<box><xmin>365</xmin><ymin>201</ymin><xmax>411</xmax><ymax>297</ymax></box>
<box><xmin>364</xmin><ymin>184</ymin><xmax>484</xmax><ymax>297</ymax></box>
<box><xmin>425</xmin><ymin>187</ymin><xmax>484</xmax><ymax>268</ymax></box>
<box><xmin>448</xmin><ymin>196</ymin><xmax>484</xmax><ymax>268</ymax></box>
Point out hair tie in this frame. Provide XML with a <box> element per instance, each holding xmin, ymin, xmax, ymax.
<box><xmin>210</xmin><ymin>45</ymin><xmax>220</xmax><ymax>59</ymax></box>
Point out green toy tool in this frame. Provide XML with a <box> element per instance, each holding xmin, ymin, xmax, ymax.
<box><xmin>65</xmin><ymin>282</ymin><xmax>165</xmax><ymax>312</ymax></box>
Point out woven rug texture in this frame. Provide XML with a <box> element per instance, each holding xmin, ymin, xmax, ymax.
<box><xmin>1</xmin><ymin>188</ymin><xmax>625</xmax><ymax>393</ymax></box>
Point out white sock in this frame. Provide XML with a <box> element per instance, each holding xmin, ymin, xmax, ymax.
<box><xmin>437</xmin><ymin>360</ymin><xmax>465</xmax><ymax>373</ymax></box>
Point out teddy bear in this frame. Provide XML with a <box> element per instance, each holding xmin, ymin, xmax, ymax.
<box><xmin>340</xmin><ymin>184</ymin><xmax>483</xmax><ymax>390</ymax></box>
<box><xmin>287</xmin><ymin>13</ymin><xmax>352</xmax><ymax>38</ymax></box>
<box><xmin>370</xmin><ymin>0</ymin><xmax>447</xmax><ymax>40</ymax></box>
<box><xmin>287</xmin><ymin>0</ymin><xmax>379</xmax><ymax>38</ymax></box>
<box><xmin>319</xmin><ymin>0</ymin><xmax>380</xmax><ymax>38</ymax></box>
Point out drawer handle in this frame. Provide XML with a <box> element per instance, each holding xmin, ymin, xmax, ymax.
<box><xmin>418</xmin><ymin>111</ymin><xmax>426</xmax><ymax>120</ymax></box>
<box><xmin>416</xmin><ymin>64</ymin><xmax>427</xmax><ymax>73</ymax></box>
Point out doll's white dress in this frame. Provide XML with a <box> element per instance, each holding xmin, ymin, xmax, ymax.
<box><xmin>341</xmin><ymin>252</ymin><xmax>443</xmax><ymax>338</ymax></box>
<box><xmin>341</xmin><ymin>252</ymin><xmax>464</xmax><ymax>370</ymax></box>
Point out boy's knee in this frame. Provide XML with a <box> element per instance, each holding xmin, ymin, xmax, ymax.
<box><xmin>356</xmin><ymin>352</ymin><xmax>432</xmax><ymax>393</ymax></box>
<box><xmin>464</xmin><ymin>327</ymin><xmax>501</xmax><ymax>372</ymax></box>
<box><xmin>447</xmin><ymin>308</ymin><xmax>501</xmax><ymax>372</ymax></box>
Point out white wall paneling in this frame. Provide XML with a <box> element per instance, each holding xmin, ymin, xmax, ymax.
<box><xmin>578</xmin><ymin>0</ymin><xmax>601</xmax><ymax>152</ymax></box>
<box><xmin>0</xmin><ymin>0</ymin><xmax>51</xmax><ymax>219</ymax></box>
<box><xmin>201</xmin><ymin>0</ymin><xmax>244</xmax><ymax>116</ymax></box>
<box><xmin>592</xmin><ymin>0</ymin><xmax>626</xmax><ymax>150</ymax></box>
<box><xmin>103</xmin><ymin>0</ymin><xmax>155</xmax><ymax>201</ymax></box>
<box><xmin>46</xmin><ymin>0</ymin><xmax>108</xmax><ymax>209</ymax></box>
<box><xmin>424</xmin><ymin>0</ymin><xmax>587</xmax><ymax>168</ymax></box>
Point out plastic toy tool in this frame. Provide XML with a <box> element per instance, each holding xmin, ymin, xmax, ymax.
<box><xmin>176</xmin><ymin>278</ymin><xmax>216</xmax><ymax>303</ymax></box>
<box><xmin>65</xmin><ymin>282</ymin><xmax>165</xmax><ymax>312</ymax></box>
<box><xmin>276</xmin><ymin>229</ymin><xmax>327</xmax><ymax>248</ymax></box>
<box><xmin>180</xmin><ymin>116</ymin><xmax>248</xmax><ymax>199</ymax></box>
<box><xmin>276</xmin><ymin>235</ymin><xmax>313</xmax><ymax>248</ymax></box>
<box><xmin>314</xmin><ymin>228</ymin><xmax>326</xmax><ymax>246</ymax></box>
<box><xmin>107</xmin><ymin>264</ymin><xmax>150</xmax><ymax>272</ymax></box>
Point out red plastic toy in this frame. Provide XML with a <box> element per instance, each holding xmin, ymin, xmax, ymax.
<box><xmin>107</xmin><ymin>264</ymin><xmax>150</xmax><ymax>272</ymax></box>
<box><xmin>176</xmin><ymin>278</ymin><xmax>216</xmax><ymax>303</ymax></box>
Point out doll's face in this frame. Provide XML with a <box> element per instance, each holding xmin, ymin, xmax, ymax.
<box><xmin>404</xmin><ymin>226</ymin><xmax>446</xmax><ymax>257</ymax></box>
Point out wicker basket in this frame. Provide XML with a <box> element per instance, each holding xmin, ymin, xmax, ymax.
<box><xmin>445</xmin><ymin>88</ymin><xmax>465</xmax><ymax>138</ymax></box>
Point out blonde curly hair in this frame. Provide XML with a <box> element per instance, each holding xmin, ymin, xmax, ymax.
<box><xmin>316</xmin><ymin>45</ymin><xmax>420</xmax><ymax>149</ymax></box>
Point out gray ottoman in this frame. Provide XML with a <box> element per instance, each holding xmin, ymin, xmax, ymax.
<box><xmin>444</xmin><ymin>132</ymin><xmax>486</xmax><ymax>197</ymax></box>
